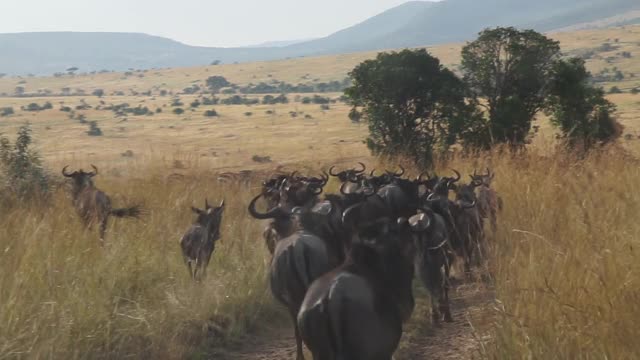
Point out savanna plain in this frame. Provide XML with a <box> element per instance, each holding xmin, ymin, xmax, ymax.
<box><xmin>1</xmin><ymin>25</ymin><xmax>640</xmax><ymax>359</ymax></box>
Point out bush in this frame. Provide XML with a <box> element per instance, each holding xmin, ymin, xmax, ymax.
<box><xmin>202</xmin><ymin>97</ymin><xmax>219</xmax><ymax>105</ymax></box>
<box><xmin>609</xmin><ymin>86</ymin><xmax>623</xmax><ymax>94</ymax></box>
<box><xmin>171</xmin><ymin>99</ymin><xmax>184</xmax><ymax>107</ymax></box>
<box><xmin>86</xmin><ymin>121</ymin><xmax>103</xmax><ymax>136</ymax></box>
<box><xmin>320</xmin><ymin>104</ymin><xmax>330</xmax><ymax>111</ymax></box>
<box><xmin>22</xmin><ymin>102</ymin><xmax>52</xmax><ymax>112</ymax></box>
<box><xmin>60</xmin><ymin>106</ymin><xmax>72</xmax><ymax>112</ymax></box>
<box><xmin>0</xmin><ymin>125</ymin><xmax>50</xmax><ymax>200</ymax></box>
<box><xmin>173</xmin><ymin>108</ymin><xmax>185</xmax><ymax>115</ymax></box>
<box><xmin>190</xmin><ymin>100</ymin><xmax>201</xmax><ymax>108</ymax></box>
<box><xmin>631</xmin><ymin>87</ymin><xmax>639</xmax><ymax>95</ymax></box>
<box><xmin>92</xmin><ymin>89</ymin><xmax>105</xmax><ymax>97</ymax></box>
<box><xmin>204</xmin><ymin>109</ymin><xmax>218</xmax><ymax>117</ymax></box>
<box><xmin>0</xmin><ymin>107</ymin><xmax>14</xmax><ymax>117</ymax></box>
<box><xmin>244</xmin><ymin>112</ymin><xmax>253</xmax><ymax>117</ymax></box>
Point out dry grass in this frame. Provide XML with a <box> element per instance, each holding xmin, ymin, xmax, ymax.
<box><xmin>0</xmin><ymin>169</ymin><xmax>282</xmax><ymax>359</ymax></box>
<box><xmin>446</xmin><ymin>148</ymin><xmax>640</xmax><ymax>359</ymax></box>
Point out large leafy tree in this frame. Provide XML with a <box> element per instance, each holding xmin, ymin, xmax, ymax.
<box><xmin>546</xmin><ymin>58</ymin><xmax>621</xmax><ymax>153</ymax></box>
<box><xmin>345</xmin><ymin>49</ymin><xmax>473</xmax><ymax>168</ymax></box>
<box><xmin>461</xmin><ymin>27</ymin><xmax>561</xmax><ymax>148</ymax></box>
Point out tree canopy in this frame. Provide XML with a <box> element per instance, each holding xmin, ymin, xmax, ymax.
<box><xmin>461</xmin><ymin>27</ymin><xmax>561</xmax><ymax>148</ymax></box>
<box><xmin>345</xmin><ymin>49</ymin><xmax>474</xmax><ymax>168</ymax></box>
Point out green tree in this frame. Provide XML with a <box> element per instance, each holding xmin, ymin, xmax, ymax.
<box><xmin>345</xmin><ymin>49</ymin><xmax>473</xmax><ymax>168</ymax></box>
<box><xmin>0</xmin><ymin>125</ymin><xmax>49</xmax><ymax>200</ymax></box>
<box><xmin>461</xmin><ymin>27</ymin><xmax>561</xmax><ymax>148</ymax></box>
<box><xmin>205</xmin><ymin>76</ymin><xmax>231</xmax><ymax>93</ymax></box>
<box><xmin>546</xmin><ymin>58</ymin><xmax>621</xmax><ymax>153</ymax></box>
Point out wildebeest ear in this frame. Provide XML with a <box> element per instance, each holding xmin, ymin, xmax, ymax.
<box><xmin>409</xmin><ymin>213</ymin><xmax>431</xmax><ymax>232</ymax></box>
<box><xmin>191</xmin><ymin>207</ymin><xmax>203</xmax><ymax>214</ymax></box>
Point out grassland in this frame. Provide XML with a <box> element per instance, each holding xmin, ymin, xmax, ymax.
<box><xmin>1</xmin><ymin>25</ymin><xmax>640</xmax><ymax>359</ymax></box>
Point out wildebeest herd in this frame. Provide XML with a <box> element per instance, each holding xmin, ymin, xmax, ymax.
<box><xmin>61</xmin><ymin>163</ymin><xmax>501</xmax><ymax>360</ymax></box>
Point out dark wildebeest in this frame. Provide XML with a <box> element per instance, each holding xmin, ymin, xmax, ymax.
<box><xmin>62</xmin><ymin>165</ymin><xmax>142</xmax><ymax>244</ymax></box>
<box><xmin>470</xmin><ymin>168</ymin><xmax>503</xmax><ymax>235</ymax></box>
<box><xmin>252</xmin><ymin>202</ymin><xmax>340</xmax><ymax>360</ymax></box>
<box><xmin>450</xmin><ymin>180</ymin><xmax>484</xmax><ymax>273</ymax></box>
<box><xmin>329</xmin><ymin>162</ymin><xmax>367</xmax><ymax>193</ymax></box>
<box><xmin>179</xmin><ymin>199</ymin><xmax>225</xmax><ymax>280</ymax></box>
<box><xmin>250</xmin><ymin>173</ymin><xmax>327</xmax><ymax>254</ymax></box>
<box><xmin>297</xmin><ymin>205</ymin><xmax>415</xmax><ymax>360</ymax></box>
<box><xmin>407</xmin><ymin>208</ymin><xmax>455</xmax><ymax>324</ymax></box>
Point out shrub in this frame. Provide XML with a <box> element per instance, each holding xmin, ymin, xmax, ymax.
<box><xmin>0</xmin><ymin>124</ymin><xmax>50</xmax><ymax>200</ymax></box>
<box><xmin>190</xmin><ymin>100</ymin><xmax>201</xmax><ymax>108</ymax></box>
<box><xmin>609</xmin><ymin>86</ymin><xmax>623</xmax><ymax>94</ymax></box>
<box><xmin>251</xmin><ymin>155</ymin><xmax>271</xmax><ymax>163</ymax></box>
<box><xmin>631</xmin><ymin>87</ymin><xmax>639</xmax><ymax>95</ymax></box>
<box><xmin>244</xmin><ymin>112</ymin><xmax>253</xmax><ymax>117</ymax></box>
<box><xmin>86</xmin><ymin>121</ymin><xmax>103</xmax><ymax>136</ymax></box>
<box><xmin>320</xmin><ymin>104</ymin><xmax>330</xmax><ymax>111</ymax></box>
<box><xmin>92</xmin><ymin>89</ymin><xmax>105</xmax><ymax>97</ymax></box>
<box><xmin>23</xmin><ymin>102</ymin><xmax>52</xmax><ymax>112</ymax></box>
<box><xmin>0</xmin><ymin>107</ymin><xmax>14</xmax><ymax>117</ymax></box>
<box><xmin>171</xmin><ymin>99</ymin><xmax>184</xmax><ymax>107</ymax></box>
<box><xmin>204</xmin><ymin>109</ymin><xmax>218</xmax><ymax>117</ymax></box>
<box><xmin>173</xmin><ymin>108</ymin><xmax>185</xmax><ymax>115</ymax></box>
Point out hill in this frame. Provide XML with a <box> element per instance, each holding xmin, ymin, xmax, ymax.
<box><xmin>2</xmin><ymin>0</ymin><xmax>640</xmax><ymax>76</ymax></box>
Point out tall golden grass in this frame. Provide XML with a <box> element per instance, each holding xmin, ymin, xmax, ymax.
<box><xmin>0</xmin><ymin>169</ymin><xmax>280</xmax><ymax>359</ymax></box>
<box><xmin>465</xmin><ymin>148</ymin><xmax>640</xmax><ymax>359</ymax></box>
<box><xmin>1</xmin><ymin>147</ymin><xmax>640</xmax><ymax>358</ymax></box>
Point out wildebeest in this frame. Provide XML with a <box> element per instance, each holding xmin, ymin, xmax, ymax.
<box><xmin>329</xmin><ymin>162</ymin><xmax>367</xmax><ymax>193</ymax></box>
<box><xmin>471</xmin><ymin>168</ymin><xmax>503</xmax><ymax>234</ymax></box>
<box><xmin>62</xmin><ymin>165</ymin><xmax>142</xmax><ymax>244</ymax></box>
<box><xmin>407</xmin><ymin>208</ymin><xmax>454</xmax><ymax>324</ymax></box>
<box><xmin>179</xmin><ymin>199</ymin><xmax>225</xmax><ymax>280</ymax></box>
<box><xmin>450</xmin><ymin>181</ymin><xmax>484</xmax><ymax>273</ymax></box>
<box><xmin>297</xmin><ymin>206</ymin><xmax>415</xmax><ymax>360</ymax></box>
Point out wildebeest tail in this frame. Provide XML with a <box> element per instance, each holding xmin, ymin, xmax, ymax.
<box><xmin>111</xmin><ymin>205</ymin><xmax>144</xmax><ymax>218</ymax></box>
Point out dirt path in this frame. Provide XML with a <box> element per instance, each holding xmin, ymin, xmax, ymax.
<box><xmin>214</xmin><ymin>280</ymin><xmax>495</xmax><ymax>360</ymax></box>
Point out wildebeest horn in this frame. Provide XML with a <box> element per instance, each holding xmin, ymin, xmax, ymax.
<box><xmin>354</xmin><ymin>162</ymin><xmax>366</xmax><ymax>174</ymax></box>
<box><xmin>394</xmin><ymin>165</ymin><xmax>405</xmax><ymax>176</ymax></box>
<box><xmin>89</xmin><ymin>164</ymin><xmax>98</xmax><ymax>177</ymax></box>
<box><xmin>485</xmin><ymin>167</ymin><xmax>491</xmax><ymax>177</ymax></box>
<box><xmin>342</xmin><ymin>202</ymin><xmax>363</xmax><ymax>226</ymax></box>
<box><xmin>370</xmin><ymin>169</ymin><xmax>376</xmax><ymax>177</ymax></box>
<box><xmin>62</xmin><ymin>165</ymin><xmax>73</xmax><ymax>177</ymax></box>
<box><xmin>329</xmin><ymin>166</ymin><xmax>339</xmax><ymax>176</ymax></box>
<box><xmin>417</xmin><ymin>171</ymin><xmax>429</xmax><ymax>182</ymax></box>
<box><xmin>247</xmin><ymin>194</ymin><xmax>282</xmax><ymax>220</ymax></box>
<box><xmin>458</xmin><ymin>199</ymin><xmax>476</xmax><ymax>209</ymax></box>
<box><xmin>205</xmin><ymin>198</ymin><xmax>211</xmax><ymax>209</ymax></box>
<box><xmin>311</xmin><ymin>185</ymin><xmax>323</xmax><ymax>195</ymax></box>
<box><xmin>219</xmin><ymin>199</ymin><xmax>225</xmax><ymax>207</ymax></box>
<box><xmin>450</xmin><ymin>169</ymin><xmax>460</xmax><ymax>183</ymax></box>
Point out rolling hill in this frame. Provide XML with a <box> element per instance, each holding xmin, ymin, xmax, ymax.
<box><xmin>1</xmin><ymin>0</ymin><xmax>639</xmax><ymax>76</ymax></box>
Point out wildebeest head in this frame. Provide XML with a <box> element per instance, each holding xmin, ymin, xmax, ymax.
<box><xmin>454</xmin><ymin>181</ymin><xmax>481</xmax><ymax>208</ymax></box>
<box><xmin>62</xmin><ymin>165</ymin><xmax>98</xmax><ymax>192</ymax></box>
<box><xmin>429</xmin><ymin>169</ymin><xmax>461</xmax><ymax>198</ymax></box>
<box><xmin>191</xmin><ymin>199</ymin><xmax>225</xmax><ymax>239</ymax></box>
<box><xmin>329</xmin><ymin>162</ymin><xmax>367</xmax><ymax>183</ymax></box>
<box><xmin>470</xmin><ymin>168</ymin><xmax>495</xmax><ymax>187</ymax></box>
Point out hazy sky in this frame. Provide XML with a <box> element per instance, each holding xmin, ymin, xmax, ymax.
<box><xmin>3</xmin><ymin>0</ymin><xmax>441</xmax><ymax>47</ymax></box>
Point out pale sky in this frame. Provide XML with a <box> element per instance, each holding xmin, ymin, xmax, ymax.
<box><xmin>3</xmin><ymin>0</ymin><xmax>441</xmax><ymax>47</ymax></box>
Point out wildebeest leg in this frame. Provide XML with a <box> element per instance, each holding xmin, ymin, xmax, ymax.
<box><xmin>186</xmin><ymin>260</ymin><xmax>195</xmax><ymax>280</ymax></box>
<box><xmin>289</xmin><ymin>307</ymin><xmax>305</xmax><ymax>360</ymax></box>
<box><xmin>441</xmin><ymin>250</ymin><xmax>453</xmax><ymax>322</ymax></box>
<box><xmin>99</xmin><ymin>216</ymin><xmax>108</xmax><ymax>245</ymax></box>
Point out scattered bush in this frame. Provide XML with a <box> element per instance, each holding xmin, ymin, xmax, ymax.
<box><xmin>204</xmin><ymin>109</ymin><xmax>218</xmax><ymax>117</ymax></box>
<box><xmin>609</xmin><ymin>86</ymin><xmax>623</xmax><ymax>94</ymax></box>
<box><xmin>86</xmin><ymin>121</ymin><xmax>103</xmax><ymax>136</ymax></box>
<box><xmin>631</xmin><ymin>87</ymin><xmax>639</xmax><ymax>95</ymax></box>
<box><xmin>251</xmin><ymin>155</ymin><xmax>272</xmax><ymax>163</ymax></box>
<box><xmin>173</xmin><ymin>108</ymin><xmax>185</xmax><ymax>115</ymax></box>
<box><xmin>262</xmin><ymin>94</ymin><xmax>289</xmax><ymax>105</ymax></box>
<box><xmin>60</xmin><ymin>106</ymin><xmax>72</xmax><ymax>112</ymax></box>
<box><xmin>320</xmin><ymin>104</ymin><xmax>330</xmax><ymax>111</ymax></box>
<box><xmin>22</xmin><ymin>102</ymin><xmax>53</xmax><ymax>112</ymax></box>
<box><xmin>0</xmin><ymin>107</ymin><xmax>14</xmax><ymax>117</ymax></box>
<box><xmin>0</xmin><ymin>125</ymin><xmax>50</xmax><ymax>201</ymax></box>
<box><xmin>121</xmin><ymin>150</ymin><xmax>134</xmax><ymax>157</ymax></box>
<box><xmin>190</xmin><ymin>100</ymin><xmax>201</xmax><ymax>108</ymax></box>
<box><xmin>92</xmin><ymin>89</ymin><xmax>105</xmax><ymax>97</ymax></box>
<box><xmin>171</xmin><ymin>99</ymin><xmax>184</xmax><ymax>107</ymax></box>
<box><xmin>244</xmin><ymin>112</ymin><xmax>253</xmax><ymax>117</ymax></box>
